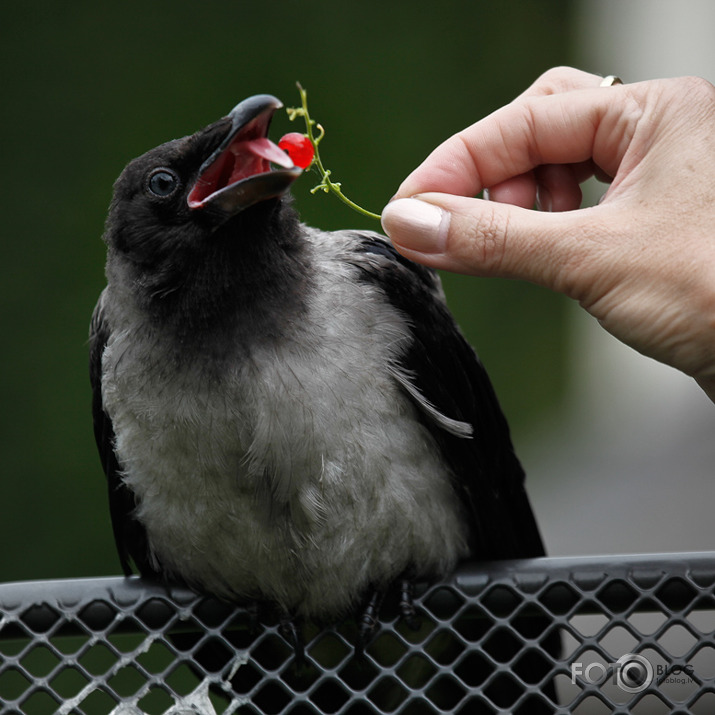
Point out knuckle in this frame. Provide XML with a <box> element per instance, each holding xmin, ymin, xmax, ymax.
<box><xmin>678</xmin><ymin>75</ymin><xmax>715</xmax><ymax>100</ymax></box>
<box><xmin>654</xmin><ymin>76</ymin><xmax>715</xmax><ymax>114</ymax></box>
<box><xmin>530</xmin><ymin>66</ymin><xmax>595</xmax><ymax>96</ymax></box>
<box><xmin>682</xmin><ymin>76</ymin><xmax>715</xmax><ymax>117</ymax></box>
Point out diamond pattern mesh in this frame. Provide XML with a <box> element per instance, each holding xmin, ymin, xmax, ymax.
<box><xmin>1</xmin><ymin>553</ymin><xmax>715</xmax><ymax>714</ymax></box>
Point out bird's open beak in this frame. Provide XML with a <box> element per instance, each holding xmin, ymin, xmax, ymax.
<box><xmin>187</xmin><ymin>95</ymin><xmax>302</xmax><ymax>216</ymax></box>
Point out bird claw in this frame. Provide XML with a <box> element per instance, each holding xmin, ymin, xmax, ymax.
<box><xmin>357</xmin><ymin>589</ymin><xmax>385</xmax><ymax>651</ymax></box>
<box><xmin>278</xmin><ymin>613</ymin><xmax>305</xmax><ymax>663</ymax></box>
<box><xmin>398</xmin><ymin>577</ymin><xmax>421</xmax><ymax>631</ymax></box>
<box><xmin>356</xmin><ymin>575</ymin><xmax>422</xmax><ymax>652</ymax></box>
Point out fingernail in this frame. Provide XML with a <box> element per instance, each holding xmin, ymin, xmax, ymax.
<box><xmin>381</xmin><ymin>198</ymin><xmax>450</xmax><ymax>254</ymax></box>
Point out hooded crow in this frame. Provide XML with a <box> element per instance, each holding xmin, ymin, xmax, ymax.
<box><xmin>89</xmin><ymin>94</ymin><xmax>546</xmax><ymax>637</ymax></box>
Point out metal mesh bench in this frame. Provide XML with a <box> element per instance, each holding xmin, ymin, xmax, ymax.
<box><xmin>1</xmin><ymin>553</ymin><xmax>714</xmax><ymax>714</ymax></box>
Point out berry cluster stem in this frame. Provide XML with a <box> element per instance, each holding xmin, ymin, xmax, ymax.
<box><xmin>287</xmin><ymin>83</ymin><xmax>382</xmax><ymax>221</ymax></box>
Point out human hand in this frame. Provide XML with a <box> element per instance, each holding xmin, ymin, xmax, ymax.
<box><xmin>381</xmin><ymin>67</ymin><xmax>715</xmax><ymax>400</ymax></box>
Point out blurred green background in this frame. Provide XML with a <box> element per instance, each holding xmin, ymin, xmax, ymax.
<box><xmin>0</xmin><ymin>1</ymin><xmax>577</xmax><ymax>582</ymax></box>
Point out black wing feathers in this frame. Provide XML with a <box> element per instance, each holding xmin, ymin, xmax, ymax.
<box><xmin>349</xmin><ymin>233</ymin><xmax>545</xmax><ymax>560</ymax></box>
<box><xmin>89</xmin><ymin>303</ymin><xmax>154</xmax><ymax>577</ymax></box>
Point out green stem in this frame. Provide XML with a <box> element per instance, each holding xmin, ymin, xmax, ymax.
<box><xmin>290</xmin><ymin>83</ymin><xmax>382</xmax><ymax>221</ymax></box>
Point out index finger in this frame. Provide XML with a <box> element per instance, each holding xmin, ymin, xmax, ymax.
<box><xmin>393</xmin><ymin>84</ymin><xmax>638</xmax><ymax>200</ymax></box>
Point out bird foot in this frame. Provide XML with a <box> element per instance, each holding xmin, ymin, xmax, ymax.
<box><xmin>358</xmin><ymin>589</ymin><xmax>385</xmax><ymax>651</ymax></box>
<box><xmin>398</xmin><ymin>577</ymin><xmax>421</xmax><ymax>631</ymax></box>
<box><xmin>357</xmin><ymin>575</ymin><xmax>422</xmax><ymax>651</ymax></box>
<box><xmin>278</xmin><ymin>613</ymin><xmax>305</xmax><ymax>663</ymax></box>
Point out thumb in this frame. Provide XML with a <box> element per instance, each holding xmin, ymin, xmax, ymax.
<box><xmin>381</xmin><ymin>194</ymin><xmax>597</xmax><ymax>297</ymax></box>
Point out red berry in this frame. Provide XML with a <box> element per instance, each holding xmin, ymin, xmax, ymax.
<box><xmin>278</xmin><ymin>132</ymin><xmax>315</xmax><ymax>169</ymax></box>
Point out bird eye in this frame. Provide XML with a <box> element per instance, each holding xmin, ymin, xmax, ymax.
<box><xmin>147</xmin><ymin>169</ymin><xmax>179</xmax><ymax>197</ymax></box>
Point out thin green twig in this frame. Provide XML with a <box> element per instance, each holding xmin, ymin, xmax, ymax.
<box><xmin>287</xmin><ymin>83</ymin><xmax>382</xmax><ymax>221</ymax></box>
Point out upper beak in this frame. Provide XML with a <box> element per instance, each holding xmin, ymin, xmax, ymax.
<box><xmin>187</xmin><ymin>95</ymin><xmax>302</xmax><ymax>217</ymax></box>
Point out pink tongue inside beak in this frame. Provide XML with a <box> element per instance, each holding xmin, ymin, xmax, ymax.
<box><xmin>188</xmin><ymin>137</ymin><xmax>295</xmax><ymax>208</ymax></box>
<box><xmin>237</xmin><ymin>137</ymin><xmax>294</xmax><ymax>168</ymax></box>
